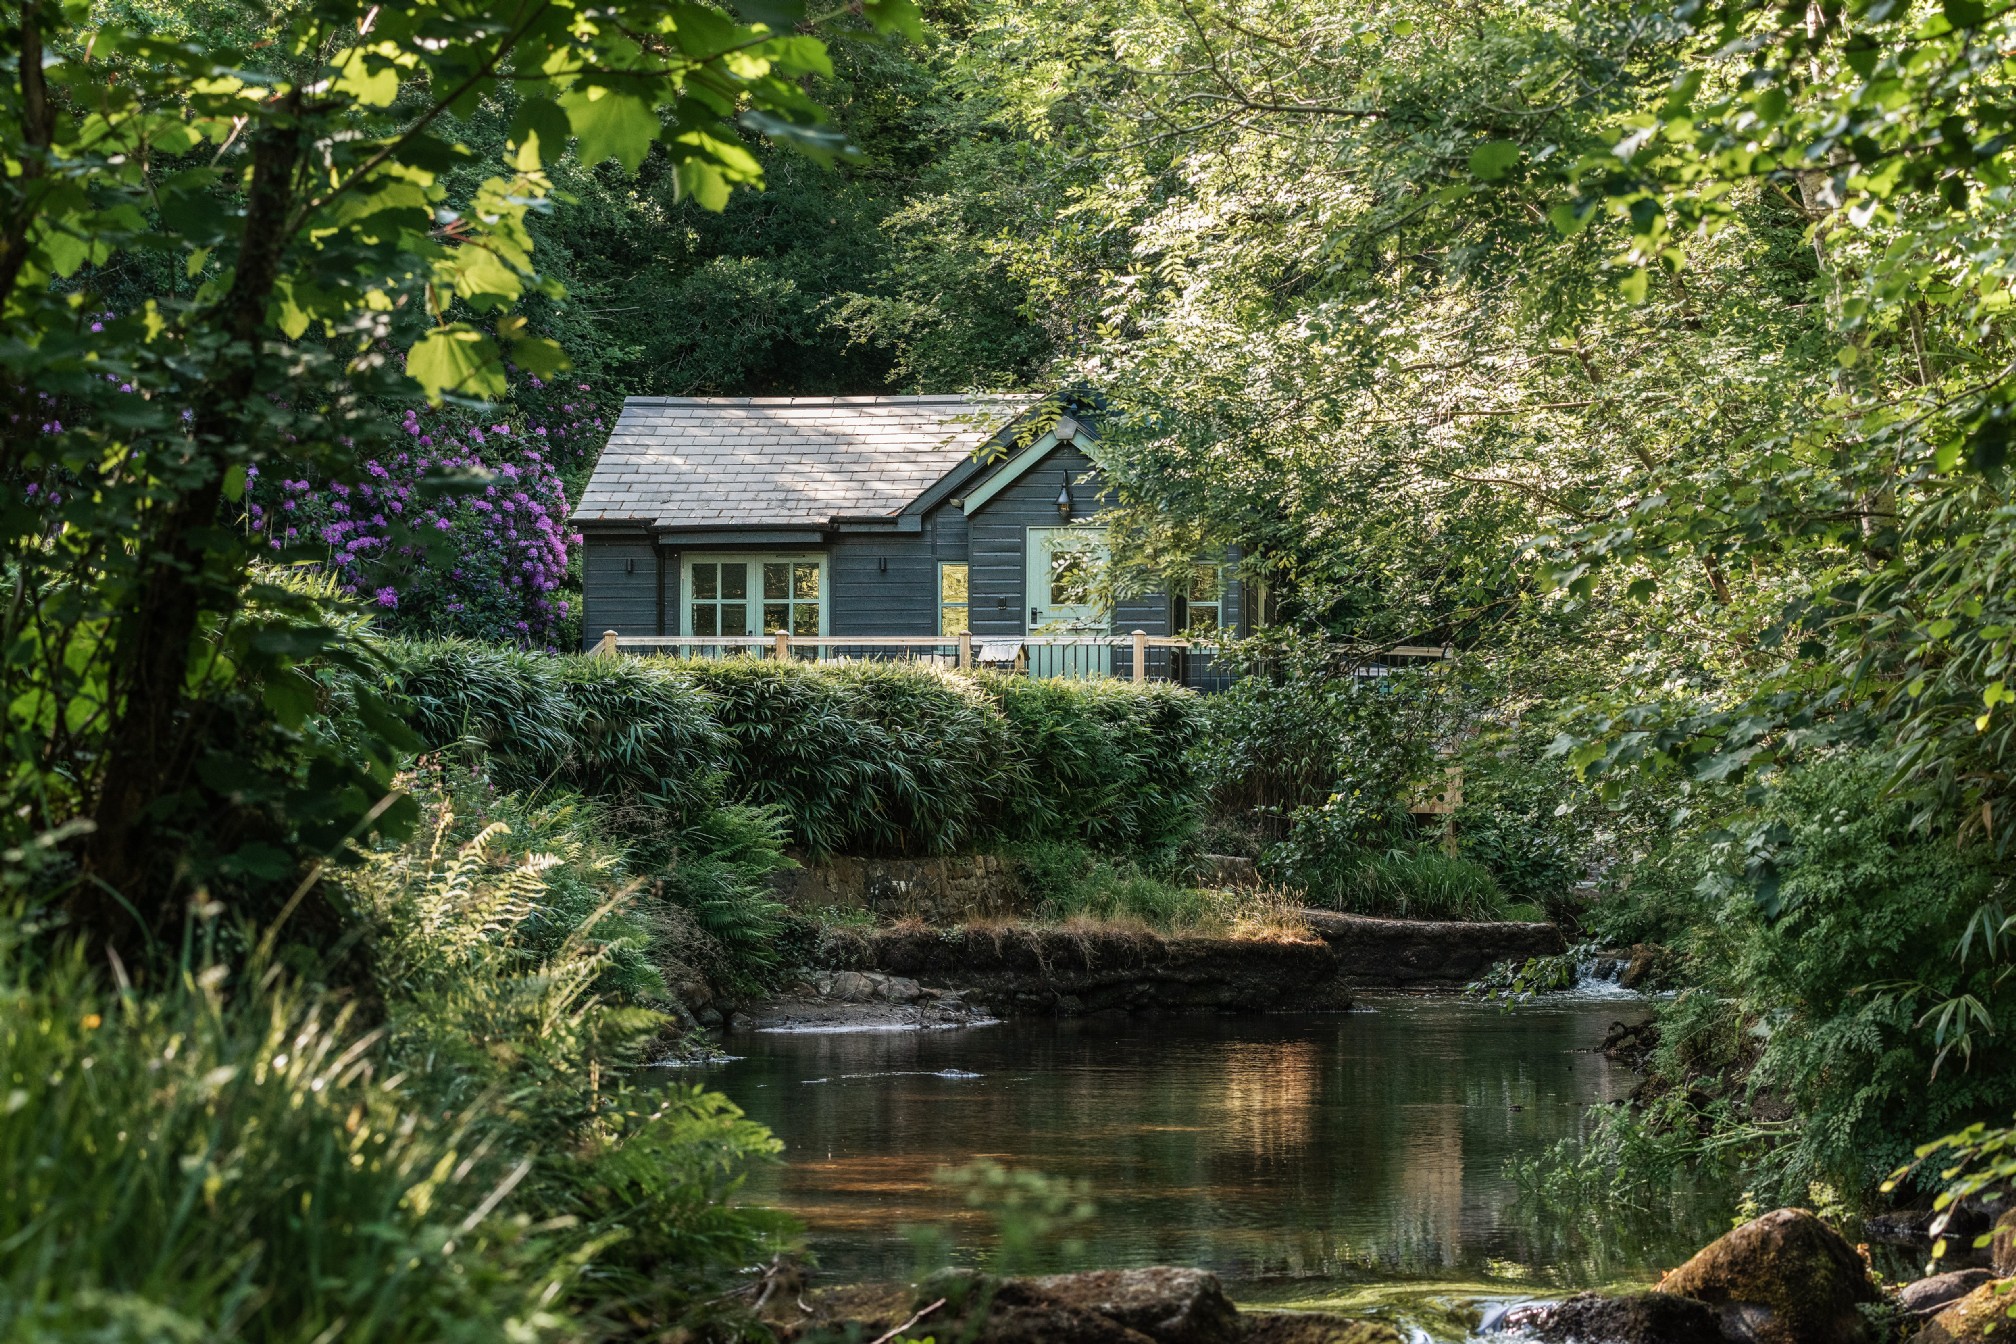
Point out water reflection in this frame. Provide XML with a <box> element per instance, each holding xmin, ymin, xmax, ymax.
<box><xmin>695</xmin><ymin>996</ymin><xmax>1724</xmax><ymax>1292</ymax></box>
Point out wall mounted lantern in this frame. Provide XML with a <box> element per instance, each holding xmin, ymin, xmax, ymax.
<box><xmin>1055</xmin><ymin>471</ymin><xmax>1073</xmax><ymax>520</ymax></box>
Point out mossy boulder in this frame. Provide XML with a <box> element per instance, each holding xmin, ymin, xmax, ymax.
<box><xmin>1900</xmin><ymin>1271</ymin><xmax>1997</xmax><ymax>1317</ymax></box>
<box><xmin>769</xmin><ymin>1267</ymin><xmax>1254</xmax><ymax>1344</ymax></box>
<box><xmin>1658</xmin><ymin>1208</ymin><xmax>1879</xmax><ymax>1344</ymax></box>
<box><xmin>1497</xmin><ymin>1291</ymin><xmax>1727</xmax><ymax>1344</ymax></box>
<box><xmin>1240</xmin><ymin>1312</ymin><xmax>1404</xmax><ymax>1344</ymax></box>
<box><xmin>1993</xmin><ymin>1212</ymin><xmax>2016</xmax><ymax>1277</ymax></box>
<box><xmin>1909</xmin><ymin>1280</ymin><xmax>2016</xmax><ymax>1344</ymax></box>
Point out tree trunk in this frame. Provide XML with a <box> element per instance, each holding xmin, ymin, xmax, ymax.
<box><xmin>75</xmin><ymin>96</ymin><xmax>306</xmax><ymax>939</ymax></box>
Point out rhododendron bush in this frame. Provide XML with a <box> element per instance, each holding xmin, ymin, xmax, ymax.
<box><xmin>247</xmin><ymin>382</ymin><xmax>606</xmax><ymax>648</ymax></box>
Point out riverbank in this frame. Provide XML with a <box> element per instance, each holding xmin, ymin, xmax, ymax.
<box><xmin>723</xmin><ymin>912</ymin><xmax>1565</xmax><ymax>1025</ymax></box>
<box><xmin>754</xmin><ymin>1207</ymin><xmax>2016</xmax><ymax>1344</ymax></box>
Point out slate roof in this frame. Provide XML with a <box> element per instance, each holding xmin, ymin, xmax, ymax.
<box><xmin>576</xmin><ymin>395</ymin><xmax>1039</xmax><ymax>529</ymax></box>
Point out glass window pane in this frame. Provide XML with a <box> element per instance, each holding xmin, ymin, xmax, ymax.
<box><xmin>763</xmin><ymin>562</ymin><xmax>788</xmax><ymax>600</ymax></box>
<box><xmin>692</xmin><ymin>563</ymin><xmax>717</xmax><ymax>600</ymax></box>
<box><xmin>940</xmin><ymin>563</ymin><xmax>968</xmax><ymax>603</ymax></box>
<box><xmin>1191</xmin><ymin>609</ymin><xmax>1220</xmax><ymax>633</ymax></box>
<box><xmin>1190</xmin><ymin>565</ymin><xmax>1221</xmax><ymax>601</ymax></box>
<box><xmin>692</xmin><ymin>604</ymin><xmax>717</xmax><ymax>636</ymax></box>
<box><xmin>941</xmin><ymin>603</ymin><xmax>969</xmax><ymax>635</ymax></box>
<box><xmin>721</xmin><ymin>603</ymin><xmax>747</xmax><ymax>636</ymax></box>
<box><xmin>721</xmin><ymin>564</ymin><xmax>748</xmax><ymax>599</ymax></box>
<box><xmin>763</xmin><ymin>603</ymin><xmax>789</xmax><ymax>634</ymax></box>
<box><xmin>792</xmin><ymin>604</ymin><xmax>819</xmax><ymax>636</ymax></box>
<box><xmin>793</xmin><ymin>562</ymin><xmax>820</xmax><ymax>599</ymax></box>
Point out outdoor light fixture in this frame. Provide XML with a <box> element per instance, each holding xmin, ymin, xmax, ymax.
<box><xmin>878</xmin><ymin>556</ymin><xmax>888</xmax><ymax>573</ymax></box>
<box><xmin>1055</xmin><ymin>471</ymin><xmax>1073</xmax><ymax>519</ymax></box>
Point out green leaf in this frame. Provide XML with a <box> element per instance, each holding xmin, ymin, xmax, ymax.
<box><xmin>39</xmin><ymin>226</ymin><xmax>87</xmax><ymax>278</ymax></box>
<box><xmin>508</xmin><ymin>96</ymin><xmax>571</xmax><ymax>172</ymax></box>
<box><xmin>506</xmin><ymin>334</ymin><xmax>570</xmax><ymax>378</ymax></box>
<box><xmin>1469</xmin><ymin>140</ymin><xmax>1521</xmax><ymax>181</ymax></box>
<box><xmin>332</xmin><ymin>45</ymin><xmax>400</xmax><ymax>107</ymax></box>
<box><xmin>407</xmin><ymin>325</ymin><xmax>507</xmax><ymax>402</ymax></box>
<box><xmin>447</xmin><ymin>245</ymin><xmax>524</xmax><ymax>311</ymax></box>
<box><xmin>859</xmin><ymin>0</ymin><xmax>924</xmax><ymax>39</ymax></box>
<box><xmin>1620</xmin><ymin>269</ymin><xmax>1650</xmax><ymax>304</ymax></box>
<box><xmin>560</xmin><ymin>88</ymin><xmax>661</xmax><ymax>171</ymax></box>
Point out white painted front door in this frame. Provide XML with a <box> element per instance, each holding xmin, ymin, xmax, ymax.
<box><xmin>1025</xmin><ymin>526</ymin><xmax>1111</xmax><ymax>677</ymax></box>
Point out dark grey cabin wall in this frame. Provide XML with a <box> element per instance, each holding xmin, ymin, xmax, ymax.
<box><xmin>964</xmin><ymin>443</ymin><xmax>1171</xmax><ymax>638</ymax></box>
<box><xmin>828</xmin><ymin>532</ymin><xmax>939</xmax><ymax>636</ymax></box>
<box><xmin>581</xmin><ymin>536</ymin><xmax>660</xmax><ymax>646</ymax></box>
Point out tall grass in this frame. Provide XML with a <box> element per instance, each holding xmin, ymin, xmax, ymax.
<box><xmin>986</xmin><ymin>674</ymin><xmax>1202</xmax><ymax>862</ymax></box>
<box><xmin>384</xmin><ymin>645</ymin><xmax>1205</xmax><ymax>863</ymax></box>
<box><xmin>680</xmin><ymin>658</ymin><xmax>1023</xmax><ymax>856</ymax></box>
<box><xmin>0</xmin><ymin>777</ymin><xmax>789</xmax><ymax>1341</ymax></box>
<box><xmin>0</xmin><ymin>938</ymin><xmax>567</xmax><ymax>1344</ymax></box>
<box><xmin>1338</xmin><ymin>850</ymin><xmax>1507</xmax><ymax>921</ymax></box>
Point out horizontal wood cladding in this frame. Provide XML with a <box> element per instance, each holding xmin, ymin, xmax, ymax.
<box><xmin>964</xmin><ymin>444</ymin><xmax>1171</xmax><ymax>637</ymax></box>
<box><xmin>828</xmin><ymin>533</ymin><xmax>940</xmax><ymax>636</ymax></box>
<box><xmin>581</xmin><ymin>538</ymin><xmax>661</xmax><ymax>646</ymax></box>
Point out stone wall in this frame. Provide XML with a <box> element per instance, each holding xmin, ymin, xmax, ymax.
<box><xmin>1302</xmin><ymin>910</ymin><xmax>1566</xmax><ymax>986</ymax></box>
<box><xmin>775</xmin><ymin>854</ymin><xmax>1030</xmax><ymax>923</ymax></box>
<box><xmin>816</xmin><ymin>924</ymin><xmax>1350</xmax><ymax>1016</ymax></box>
<box><xmin>809</xmin><ymin>912</ymin><xmax>1567</xmax><ymax>1016</ymax></box>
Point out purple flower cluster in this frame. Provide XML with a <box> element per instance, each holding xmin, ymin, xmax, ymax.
<box><xmin>246</xmin><ymin>382</ymin><xmax>605</xmax><ymax>647</ymax></box>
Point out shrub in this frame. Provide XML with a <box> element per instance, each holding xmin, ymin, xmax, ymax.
<box><xmin>388</xmin><ymin>644</ymin><xmax>1207</xmax><ymax>863</ymax></box>
<box><xmin>1595</xmin><ymin>756</ymin><xmax>2016</xmax><ymax>1200</ymax></box>
<box><xmin>246</xmin><ymin>381</ymin><xmax>610</xmax><ymax>649</ymax></box>
<box><xmin>1012</xmin><ymin>838</ymin><xmax>1212</xmax><ymax>927</ymax></box>
<box><xmin>1340</xmin><ymin>850</ymin><xmax>1506</xmax><ymax>921</ymax></box>
<box><xmin>0</xmin><ymin>780</ymin><xmax>791</xmax><ymax>1340</ymax></box>
<box><xmin>985</xmin><ymin>674</ymin><xmax>1203</xmax><ymax>862</ymax></box>
<box><xmin>681</xmin><ymin>658</ymin><xmax>1024</xmax><ymax>857</ymax></box>
<box><xmin>1455</xmin><ymin>728</ymin><xmax>1589</xmax><ymax>919</ymax></box>
<box><xmin>345</xmin><ymin>787</ymin><xmax>792</xmax><ymax>1323</ymax></box>
<box><xmin>1193</xmin><ymin>641</ymin><xmax>1445</xmax><ymax>840</ymax></box>
<box><xmin>389</xmin><ymin>641</ymin><xmax>725</xmax><ymax>821</ymax></box>
<box><xmin>0</xmin><ymin>941</ymin><xmax>568</xmax><ymax>1343</ymax></box>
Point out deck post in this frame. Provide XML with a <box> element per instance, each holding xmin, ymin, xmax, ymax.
<box><xmin>958</xmin><ymin>630</ymin><xmax>973</xmax><ymax>671</ymax></box>
<box><xmin>596</xmin><ymin>629</ymin><xmax>618</xmax><ymax>657</ymax></box>
<box><xmin>1132</xmin><ymin>629</ymin><xmax>1148</xmax><ymax>684</ymax></box>
<box><xmin>773</xmin><ymin>630</ymin><xmax>791</xmax><ymax>662</ymax></box>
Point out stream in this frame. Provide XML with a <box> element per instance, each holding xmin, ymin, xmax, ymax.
<box><xmin>695</xmin><ymin>992</ymin><xmax>1731</xmax><ymax>1334</ymax></box>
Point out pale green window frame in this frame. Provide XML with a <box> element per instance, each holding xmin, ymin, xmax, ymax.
<box><xmin>939</xmin><ymin>562</ymin><xmax>970</xmax><ymax>635</ymax></box>
<box><xmin>1177</xmin><ymin>562</ymin><xmax>1230</xmax><ymax>636</ymax></box>
<box><xmin>682</xmin><ymin>554</ymin><xmax>827</xmax><ymax>638</ymax></box>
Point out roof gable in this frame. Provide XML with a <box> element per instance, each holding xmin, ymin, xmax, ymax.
<box><xmin>575</xmin><ymin>395</ymin><xmax>1038</xmax><ymax>530</ymax></box>
<box><xmin>958</xmin><ymin>416</ymin><xmax>1086</xmax><ymax>516</ymax></box>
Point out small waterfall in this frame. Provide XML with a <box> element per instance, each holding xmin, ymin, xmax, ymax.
<box><xmin>1564</xmin><ymin>951</ymin><xmax>1639</xmax><ymax>999</ymax></box>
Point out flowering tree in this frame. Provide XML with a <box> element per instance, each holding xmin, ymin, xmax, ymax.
<box><xmin>249</xmin><ymin>383</ymin><xmax>607</xmax><ymax>648</ymax></box>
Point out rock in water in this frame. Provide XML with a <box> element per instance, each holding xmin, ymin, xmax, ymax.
<box><xmin>1659</xmin><ymin>1208</ymin><xmax>1880</xmax><ymax>1344</ymax></box>
<box><xmin>1909</xmin><ymin>1279</ymin><xmax>2016</xmax><ymax>1344</ymax></box>
<box><xmin>1900</xmin><ymin>1272</ymin><xmax>1997</xmax><ymax>1317</ymax></box>
<box><xmin>1496</xmin><ymin>1291</ymin><xmax>1727</xmax><ymax>1344</ymax></box>
<box><xmin>1025</xmin><ymin>1267</ymin><xmax>1239</xmax><ymax>1344</ymax></box>
<box><xmin>770</xmin><ymin>1266</ymin><xmax>1257</xmax><ymax>1343</ymax></box>
<box><xmin>1241</xmin><ymin>1312</ymin><xmax>1404</xmax><ymax>1344</ymax></box>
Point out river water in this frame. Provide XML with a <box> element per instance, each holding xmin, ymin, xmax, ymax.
<box><xmin>697</xmin><ymin>993</ymin><xmax>1728</xmax><ymax>1325</ymax></box>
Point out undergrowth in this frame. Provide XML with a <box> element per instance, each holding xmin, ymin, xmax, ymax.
<box><xmin>0</xmin><ymin>772</ymin><xmax>790</xmax><ymax>1342</ymax></box>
